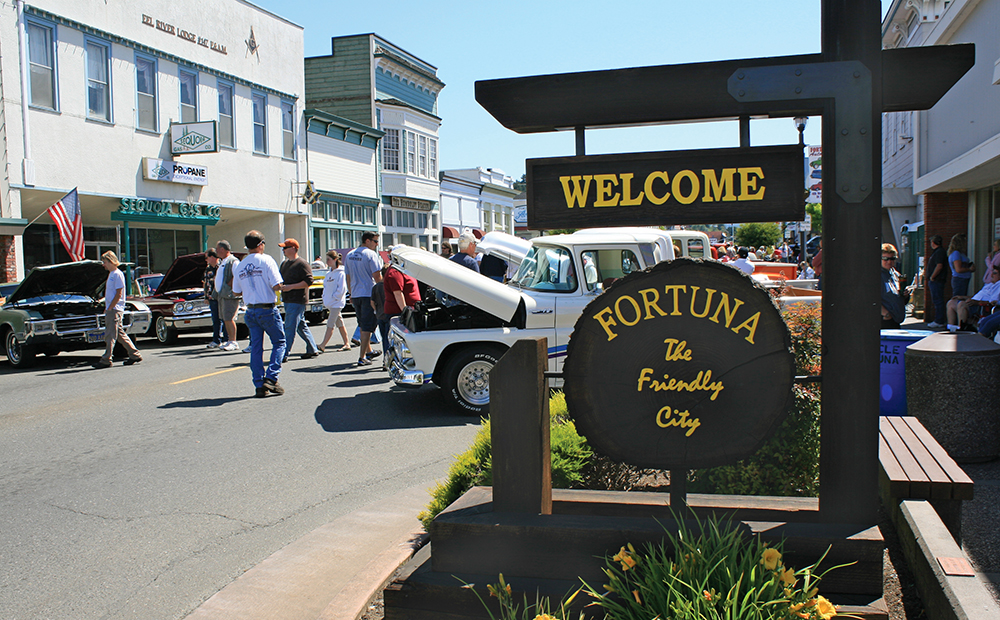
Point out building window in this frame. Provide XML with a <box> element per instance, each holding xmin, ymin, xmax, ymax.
<box><xmin>406</xmin><ymin>133</ymin><xmax>416</xmax><ymax>174</ymax></box>
<box><xmin>135</xmin><ymin>54</ymin><xmax>158</xmax><ymax>131</ymax></box>
<box><xmin>382</xmin><ymin>208</ymin><xmax>393</xmax><ymax>226</ymax></box>
<box><xmin>218</xmin><ymin>81</ymin><xmax>234</xmax><ymax>147</ymax></box>
<box><xmin>252</xmin><ymin>92</ymin><xmax>267</xmax><ymax>154</ymax></box>
<box><xmin>429</xmin><ymin>139</ymin><xmax>437</xmax><ymax>177</ymax></box>
<box><xmin>311</xmin><ymin>200</ymin><xmax>325</xmax><ymax>220</ymax></box>
<box><xmin>418</xmin><ymin>135</ymin><xmax>428</xmax><ymax>177</ymax></box>
<box><xmin>27</xmin><ymin>20</ymin><xmax>57</xmax><ymax>109</ymax></box>
<box><xmin>85</xmin><ymin>39</ymin><xmax>111</xmax><ymax>122</ymax></box>
<box><xmin>281</xmin><ymin>101</ymin><xmax>295</xmax><ymax>159</ymax></box>
<box><xmin>179</xmin><ymin>69</ymin><xmax>197</xmax><ymax>122</ymax></box>
<box><xmin>364</xmin><ymin>207</ymin><xmax>376</xmax><ymax>225</ymax></box>
<box><xmin>384</xmin><ymin>129</ymin><xmax>400</xmax><ymax>171</ymax></box>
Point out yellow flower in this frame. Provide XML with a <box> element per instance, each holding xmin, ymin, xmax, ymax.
<box><xmin>603</xmin><ymin>584</ymin><xmax>616</xmax><ymax>593</ymax></box>
<box><xmin>505</xmin><ymin>583</ymin><xmax>512</xmax><ymax>596</ymax></box>
<box><xmin>533</xmin><ymin>615</ymin><xmax>557</xmax><ymax>620</ymax></box>
<box><xmin>815</xmin><ymin>596</ymin><xmax>837</xmax><ymax>620</ymax></box>
<box><xmin>789</xmin><ymin>602</ymin><xmax>806</xmax><ymax>612</ymax></box>
<box><xmin>780</xmin><ymin>567</ymin><xmax>797</xmax><ymax>587</ymax></box>
<box><xmin>761</xmin><ymin>548</ymin><xmax>782</xmax><ymax>570</ymax></box>
<box><xmin>613</xmin><ymin>546</ymin><xmax>637</xmax><ymax>571</ymax></box>
<box><xmin>487</xmin><ymin>584</ymin><xmax>497</xmax><ymax>598</ymax></box>
<box><xmin>632</xmin><ymin>589</ymin><xmax>642</xmax><ymax>604</ymax></box>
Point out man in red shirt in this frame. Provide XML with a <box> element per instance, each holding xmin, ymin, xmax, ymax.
<box><xmin>380</xmin><ymin>262</ymin><xmax>421</xmax><ymax>369</ymax></box>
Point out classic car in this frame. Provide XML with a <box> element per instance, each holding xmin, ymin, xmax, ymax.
<box><xmin>384</xmin><ymin>229</ymin><xmax>681</xmax><ymax>414</ymax></box>
<box><xmin>129</xmin><ymin>252</ymin><xmax>247</xmax><ymax>344</ymax></box>
<box><xmin>1</xmin><ymin>261</ymin><xmax>151</xmax><ymax>368</ymax></box>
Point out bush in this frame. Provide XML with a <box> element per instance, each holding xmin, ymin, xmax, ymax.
<box><xmin>418</xmin><ymin>392</ymin><xmax>592</xmax><ymax>528</ymax></box>
<box><xmin>735</xmin><ymin>222</ymin><xmax>782</xmax><ymax>249</ymax></box>
<box><xmin>689</xmin><ymin>303</ymin><xmax>822</xmax><ymax>496</ymax></box>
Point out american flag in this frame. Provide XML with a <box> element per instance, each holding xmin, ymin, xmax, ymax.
<box><xmin>47</xmin><ymin>188</ymin><xmax>84</xmax><ymax>261</ymax></box>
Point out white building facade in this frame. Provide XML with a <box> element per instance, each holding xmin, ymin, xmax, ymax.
<box><xmin>439</xmin><ymin>167</ymin><xmax>518</xmax><ymax>245</ymax></box>
<box><xmin>0</xmin><ymin>0</ymin><xmax>305</xmax><ymax>281</ymax></box>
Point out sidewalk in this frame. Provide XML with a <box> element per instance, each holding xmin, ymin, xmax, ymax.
<box><xmin>184</xmin><ymin>484</ymin><xmax>429</xmax><ymax>620</ymax></box>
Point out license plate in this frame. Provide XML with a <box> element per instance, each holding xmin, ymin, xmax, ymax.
<box><xmin>86</xmin><ymin>330</ymin><xmax>105</xmax><ymax>343</ymax></box>
<box><xmin>311</xmin><ymin>304</ymin><xmax>323</xmax><ymax>313</ymax></box>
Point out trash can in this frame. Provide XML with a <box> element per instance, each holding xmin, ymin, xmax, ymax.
<box><xmin>906</xmin><ymin>332</ymin><xmax>1000</xmax><ymax>463</ymax></box>
<box><xmin>879</xmin><ymin>329</ymin><xmax>934</xmax><ymax>416</ymax></box>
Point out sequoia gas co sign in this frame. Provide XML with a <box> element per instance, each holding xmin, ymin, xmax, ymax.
<box><xmin>563</xmin><ymin>259</ymin><xmax>795</xmax><ymax>470</ymax></box>
<box><xmin>526</xmin><ymin>145</ymin><xmax>804</xmax><ymax>229</ymax></box>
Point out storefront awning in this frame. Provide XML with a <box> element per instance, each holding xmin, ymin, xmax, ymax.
<box><xmin>442</xmin><ymin>226</ymin><xmax>460</xmax><ymax>239</ymax></box>
<box><xmin>0</xmin><ymin>218</ymin><xmax>29</xmax><ymax>236</ymax></box>
<box><xmin>471</xmin><ymin>228</ymin><xmax>484</xmax><ymax>239</ymax></box>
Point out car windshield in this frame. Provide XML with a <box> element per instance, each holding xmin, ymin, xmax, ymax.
<box><xmin>511</xmin><ymin>245</ymin><xmax>577</xmax><ymax>292</ymax></box>
<box><xmin>134</xmin><ymin>275</ymin><xmax>164</xmax><ymax>296</ymax></box>
<box><xmin>9</xmin><ymin>293</ymin><xmax>94</xmax><ymax>305</ymax></box>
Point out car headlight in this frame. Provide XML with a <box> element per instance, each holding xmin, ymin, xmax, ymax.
<box><xmin>173</xmin><ymin>301</ymin><xmax>185</xmax><ymax>313</ymax></box>
<box><xmin>184</xmin><ymin>301</ymin><xmax>195</xmax><ymax>312</ymax></box>
<box><xmin>31</xmin><ymin>320</ymin><xmax>56</xmax><ymax>335</ymax></box>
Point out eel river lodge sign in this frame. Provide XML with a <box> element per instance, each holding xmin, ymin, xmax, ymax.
<box><xmin>564</xmin><ymin>259</ymin><xmax>795</xmax><ymax>470</ymax></box>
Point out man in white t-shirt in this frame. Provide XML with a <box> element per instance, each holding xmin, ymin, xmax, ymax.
<box><xmin>732</xmin><ymin>247</ymin><xmax>755</xmax><ymax>275</ymax></box>
<box><xmin>232</xmin><ymin>230</ymin><xmax>286</xmax><ymax>397</ymax></box>
<box><xmin>93</xmin><ymin>251</ymin><xmax>141</xmax><ymax>368</ymax></box>
<box><xmin>344</xmin><ymin>231</ymin><xmax>384</xmax><ymax>367</ymax></box>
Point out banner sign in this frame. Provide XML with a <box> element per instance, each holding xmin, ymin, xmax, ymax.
<box><xmin>526</xmin><ymin>145</ymin><xmax>804</xmax><ymax>229</ymax></box>
<box><xmin>142</xmin><ymin>157</ymin><xmax>208</xmax><ymax>186</ymax></box>
<box><xmin>390</xmin><ymin>196</ymin><xmax>434</xmax><ymax>211</ymax></box>
<box><xmin>170</xmin><ymin>121</ymin><xmax>218</xmax><ymax>154</ymax></box>
<box><xmin>563</xmin><ymin>259</ymin><xmax>795</xmax><ymax>470</ymax></box>
<box><xmin>807</xmin><ymin>146</ymin><xmax>822</xmax><ymax>204</ymax></box>
<box><xmin>116</xmin><ymin>197</ymin><xmax>221</xmax><ymax>222</ymax></box>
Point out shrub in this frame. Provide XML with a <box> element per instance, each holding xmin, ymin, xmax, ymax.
<box><xmin>418</xmin><ymin>393</ymin><xmax>592</xmax><ymax>528</ymax></box>
<box><xmin>735</xmin><ymin>222</ymin><xmax>782</xmax><ymax>249</ymax></box>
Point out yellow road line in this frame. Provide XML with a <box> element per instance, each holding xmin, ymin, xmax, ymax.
<box><xmin>171</xmin><ymin>365</ymin><xmax>246</xmax><ymax>385</ymax></box>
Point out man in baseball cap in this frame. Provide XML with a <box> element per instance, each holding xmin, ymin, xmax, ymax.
<box><xmin>278</xmin><ymin>238</ymin><xmax>319</xmax><ymax>360</ymax></box>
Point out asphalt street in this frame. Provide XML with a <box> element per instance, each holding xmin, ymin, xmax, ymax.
<box><xmin>0</xmin><ymin>318</ymin><xmax>481</xmax><ymax>620</ymax></box>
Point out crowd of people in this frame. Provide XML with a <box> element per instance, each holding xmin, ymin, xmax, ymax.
<box><xmin>918</xmin><ymin>232</ymin><xmax>1000</xmax><ymax>338</ymax></box>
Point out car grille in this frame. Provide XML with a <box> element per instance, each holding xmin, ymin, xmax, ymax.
<box><xmin>55</xmin><ymin>316</ymin><xmax>100</xmax><ymax>333</ymax></box>
<box><xmin>309</xmin><ymin>287</ymin><xmax>323</xmax><ymax>300</ymax></box>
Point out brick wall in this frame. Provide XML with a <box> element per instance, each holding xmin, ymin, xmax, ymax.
<box><xmin>0</xmin><ymin>235</ymin><xmax>15</xmax><ymax>282</ymax></box>
<box><xmin>922</xmin><ymin>191</ymin><xmax>969</xmax><ymax>321</ymax></box>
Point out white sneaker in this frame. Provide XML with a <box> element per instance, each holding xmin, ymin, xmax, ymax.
<box><xmin>206</xmin><ymin>341</ymin><xmax>221</xmax><ymax>349</ymax></box>
<box><xmin>926</xmin><ymin>321</ymin><xmax>944</xmax><ymax>329</ymax></box>
<box><xmin>220</xmin><ymin>341</ymin><xmax>239</xmax><ymax>351</ymax></box>
<box><xmin>947</xmin><ymin>324</ymin><xmax>959</xmax><ymax>333</ymax></box>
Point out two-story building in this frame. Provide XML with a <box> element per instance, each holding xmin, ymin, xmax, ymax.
<box><xmin>439</xmin><ymin>167</ymin><xmax>518</xmax><ymax>247</ymax></box>
<box><xmin>882</xmin><ymin>0</ymin><xmax>1000</xmax><ymax>294</ymax></box>
<box><xmin>0</xmin><ymin>0</ymin><xmax>306</xmax><ymax>282</ymax></box>
<box><xmin>305</xmin><ymin>34</ymin><xmax>443</xmax><ymax>252</ymax></box>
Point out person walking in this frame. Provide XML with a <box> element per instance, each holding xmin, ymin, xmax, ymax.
<box><xmin>204</xmin><ymin>248</ymin><xmax>225</xmax><ymax>348</ymax></box>
<box><xmin>811</xmin><ymin>239</ymin><xmax>823</xmax><ymax>291</ymax></box>
<box><xmin>947</xmin><ymin>233</ymin><xmax>975</xmax><ymax>297</ymax></box>
<box><xmin>232</xmin><ymin>230</ymin><xmax>286</xmax><ymax>398</ymax></box>
<box><xmin>344</xmin><ymin>231</ymin><xmax>383</xmax><ymax>367</ymax></box>
<box><xmin>451</xmin><ymin>232</ymin><xmax>480</xmax><ymax>272</ymax></box>
<box><xmin>318</xmin><ymin>251</ymin><xmax>351</xmax><ymax>353</ymax></box>
<box><xmin>924</xmin><ymin>235</ymin><xmax>948</xmax><ymax>328</ymax></box>
<box><xmin>93</xmin><ymin>251</ymin><xmax>141</xmax><ymax>368</ymax></box>
<box><xmin>278</xmin><ymin>238</ymin><xmax>319</xmax><ymax>361</ymax></box>
<box><xmin>214</xmin><ymin>240</ymin><xmax>242</xmax><ymax>351</ymax></box>
<box><xmin>881</xmin><ymin>244</ymin><xmax>906</xmax><ymax>330</ymax></box>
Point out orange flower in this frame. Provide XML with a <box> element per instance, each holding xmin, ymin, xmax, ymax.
<box><xmin>632</xmin><ymin>589</ymin><xmax>642</xmax><ymax>604</ymax></box>
<box><xmin>815</xmin><ymin>596</ymin><xmax>837</xmax><ymax>620</ymax></box>
<box><xmin>703</xmin><ymin>590</ymin><xmax>713</xmax><ymax>602</ymax></box>
<box><xmin>613</xmin><ymin>546</ymin><xmax>637</xmax><ymax>571</ymax></box>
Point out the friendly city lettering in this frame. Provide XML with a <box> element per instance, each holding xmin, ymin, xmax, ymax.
<box><xmin>631</xmin><ymin>339</ymin><xmax>724</xmax><ymax>438</ymax></box>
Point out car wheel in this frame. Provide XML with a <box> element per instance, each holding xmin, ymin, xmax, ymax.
<box><xmin>155</xmin><ymin>316</ymin><xmax>178</xmax><ymax>344</ymax></box>
<box><xmin>441</xmin><ymin>345</ymin><xmax>506</xmax><ymax>416</ymax></box>
<box><xmin>4</xmin><ymin>329</ymin><xmax>35</xmax><ymax>368</ymax></box>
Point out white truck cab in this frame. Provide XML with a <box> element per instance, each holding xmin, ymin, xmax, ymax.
<box><xmin>385</xmin><ymin>229</ymin><xmax>682</xmax><ymax>414</ymax></box>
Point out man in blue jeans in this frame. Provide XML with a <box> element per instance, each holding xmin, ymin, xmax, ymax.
<box><xmin>924</xmin><ymin>235</ymin><xmax>948</xmax><ymax>328</ymax></box>
<box><xmin>278</xmin><ymin>238</ymin><xmax>319</xmax><ymax>361</ymax></box>
<box><xmin>232</xmin><ymin>230</ymin><xmax>286</xmax><ymax>398</ymax></box>
<box><xmin>344</xmin><ymin>231</ymin><xmax>384</xmax><ymax>367</ymax></box>
<box><xmin>204</xmin><ymin>248</ymin><xmax>225</xmax><ymax>348</ymax></box>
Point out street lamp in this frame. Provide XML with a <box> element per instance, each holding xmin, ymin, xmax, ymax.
<box><xmin>794</xmin><ymin>116</ymin><xmax>808</xmax><ymax>148</ymax></box>
<box><xmin>793</xmin><ymin>116</ymin><xmax>809</xmax><ymax>262</ymax></box>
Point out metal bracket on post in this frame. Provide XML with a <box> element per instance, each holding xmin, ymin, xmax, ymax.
<box><xmin>728</xmin><ymin>60</ymin><xmax>872</xmax><ymax>204</ymax></box>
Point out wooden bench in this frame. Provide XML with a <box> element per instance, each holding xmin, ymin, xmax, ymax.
<box><xmin>878</xmin><ymin>415</ymin><xmax>974</xmax><ymax>543</ymax></box>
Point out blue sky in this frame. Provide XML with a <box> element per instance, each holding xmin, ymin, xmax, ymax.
<box><xmin>254</xmin><ymin>1</ymin><xmax>895</xmax><ymax>179</ymax></box>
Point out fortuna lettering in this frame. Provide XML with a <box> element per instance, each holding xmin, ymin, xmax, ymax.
<box><xmin>559</xmin><ymin>168</ymin><xmax>765</xmax><ymax>209</ymax></box>
<box><xmin>592</xmin><ymin>285</ymin><xmax>761</xmax><ymax>344</ymax></box>
<box><xmin>637</xmin><ymin>368</ymin><xmax>725</xmax><ymax>401</ymax></box>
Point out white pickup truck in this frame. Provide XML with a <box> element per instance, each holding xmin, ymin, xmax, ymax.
<box><xmin>385</xmin><ymin>228</ymin><xmax>710</xmax><ymax>414</ymax></box>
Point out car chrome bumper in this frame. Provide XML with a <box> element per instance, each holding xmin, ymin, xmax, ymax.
<box><xmin>163</xmin><ymin>314</ymin><xmax>212</xmax><ymax>330</ymax></box>
<box><xmin>388</xmin><ymin>359</ymin><xmax>424</xmax><ymax>386</ymax></box>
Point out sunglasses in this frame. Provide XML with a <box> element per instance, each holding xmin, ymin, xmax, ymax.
<box><xmin>882</xmin><ymin>257</ymin><xmax>897</xmax><ymax>261</ymax></box>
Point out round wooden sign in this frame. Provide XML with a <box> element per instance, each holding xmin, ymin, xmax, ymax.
<box><xmin>564</xmin><ymin>258</ymin><xmax>795</xmax><ymax>470</ymax></box>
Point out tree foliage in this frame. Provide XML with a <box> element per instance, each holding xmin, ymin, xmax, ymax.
<box><xmin>735</xmin><ymin>222</ymin><xmax>782</xmax><ymax>248</ymax></box>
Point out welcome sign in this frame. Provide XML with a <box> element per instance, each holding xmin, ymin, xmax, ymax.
<box><xmin>563</xmin><ymin>259</ymin><xmax>795</xmax><ymax>469</ymax></box>
<box><xmin>526</xmin><ymin>145</ymin><xmax>804</xmax><ymax>229</ymax></box>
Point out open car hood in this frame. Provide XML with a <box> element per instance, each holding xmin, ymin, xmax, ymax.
<box><xmin>154</xmin><ymin>252</ymin><xmax>208</xmax><ymax>296</ymax></box>
<box><xmin>7</xmin><ymin>260</ymin><xmax>109</xmax><ymax>303</ymax></box>
<box><xmin>390</xmin><ymin>246</ymin><xmax>528</xmax><ymax>322</ymax></box>
<box><xmin>475</xmin><ymin>231</ymin><xmax>531</xmax><ymax>268</ymax></box>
